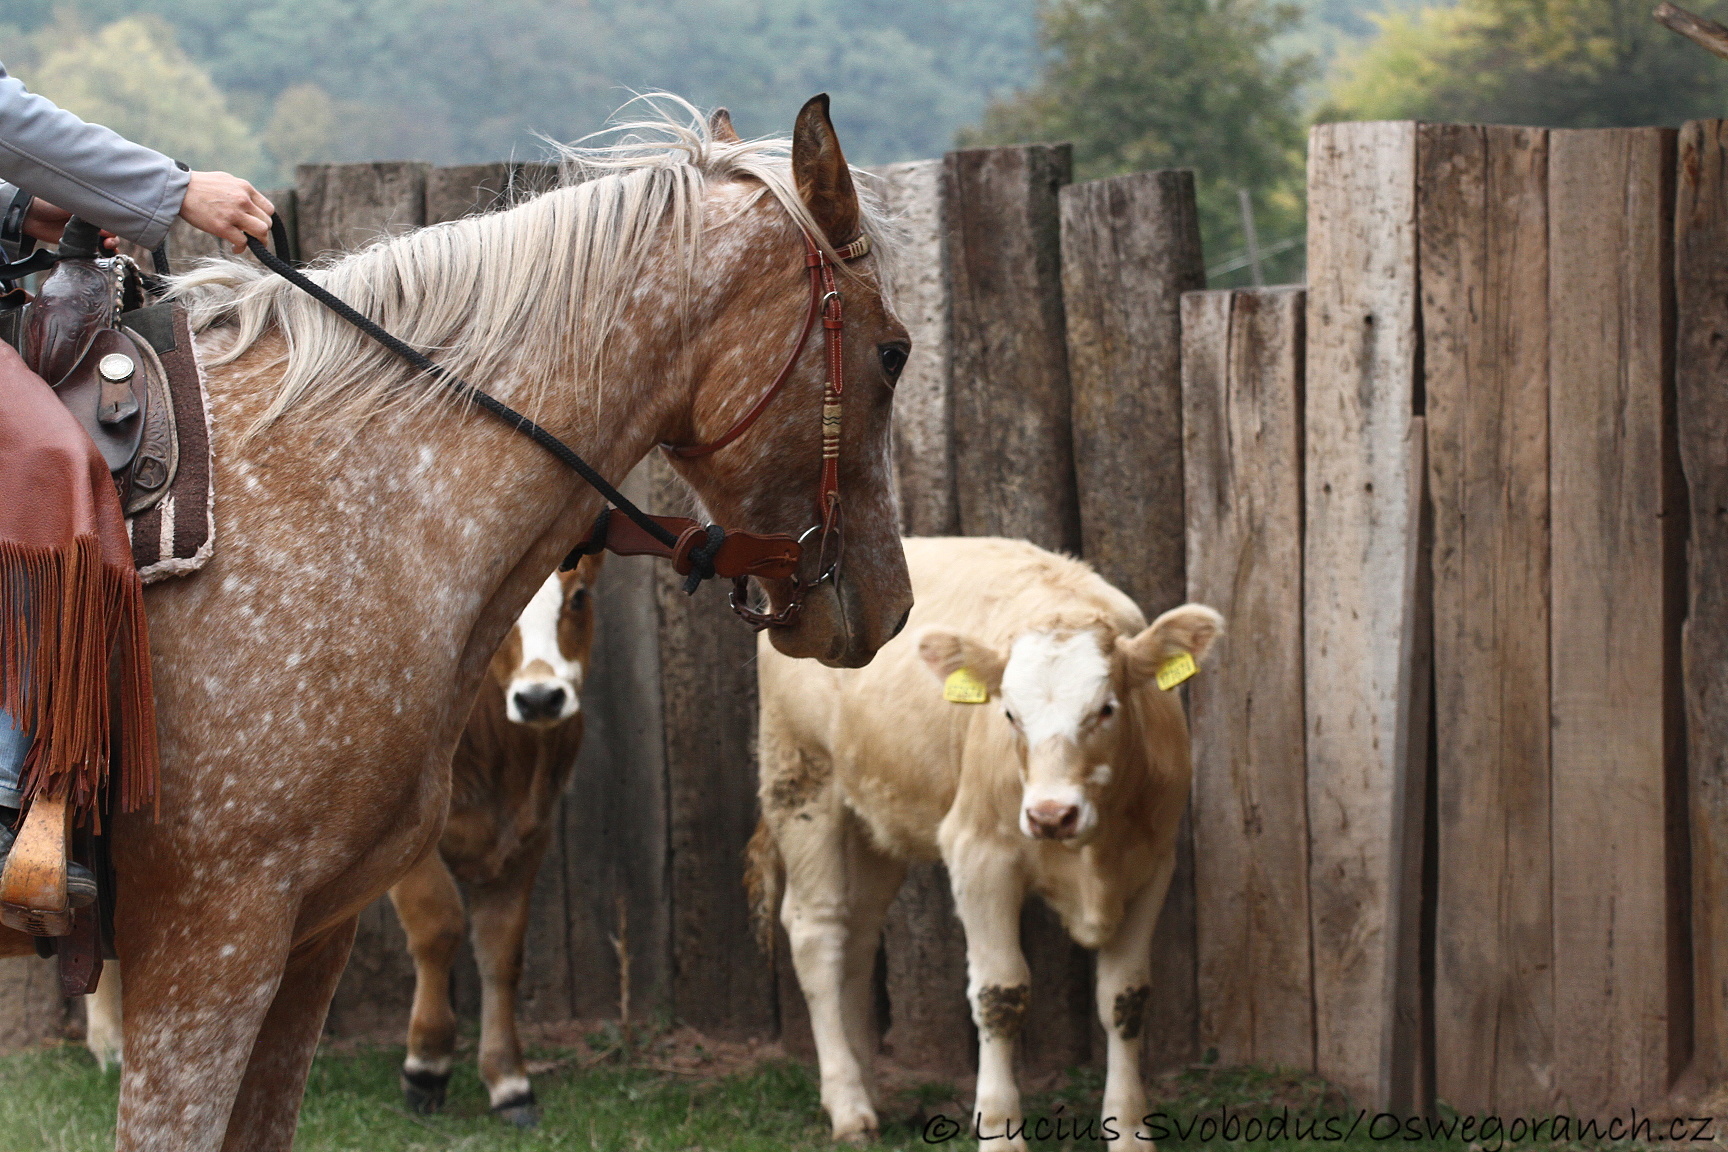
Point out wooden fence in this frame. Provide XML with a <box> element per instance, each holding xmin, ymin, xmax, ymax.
<box><xmin>8</xmin><ymin>118</ymin><xmax>1728</xmax><ymax>1121</ymax></box>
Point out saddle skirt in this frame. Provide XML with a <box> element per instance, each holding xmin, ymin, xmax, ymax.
<box><xmin>16</xmin><ymin>255</ymin><xmax>214</xmax><ymax>583</ymax></box>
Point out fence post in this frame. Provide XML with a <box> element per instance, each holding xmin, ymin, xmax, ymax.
<box><xmin>1678</xmin><ymin>116</ymin><xmax>1728</xmax><ymax>1095</ymax></box>
<box><xmin>1548</xmin><ymin>127</ymin><xmax>1686</xmax><ymax>1113</ymax></box>
<box><xmin>1303</xmin><ymin>121</ymin><xmax>1428</xmax><ymax>1112</ymax></box>
<box><xmin>1061</xmin><ymin>168</ymin><xmax>1204</xmax><ymax>1070</ymax></box>
<box><xmin>1418</xmin><ymin>123</ymin><xmax>1555</xmax><ymax>1115</ymax></box>
<box><xmin>295</xmin><ymin>161</ymin><xmax>430</xmax><ymax>261</ymax></box>
<box><xmin>1182</xmin><ymin>285</ymin><xmax>1313</xmax><ymax>1073</ymax></box>
<box><xmin>653</xmin><ymin>457</ymin><xmax>778</xmax><ymax>1039</ymax></box>
<box><xmin>946</xmin><ymin>144</ymin><xmax>1080</xmax><ymax>555</ymax></box>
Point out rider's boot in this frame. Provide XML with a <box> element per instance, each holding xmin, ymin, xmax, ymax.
<box><xmin>0</xmin><ymin>799</ymin><xmax>96</xmax><ymax>935</ymax></box>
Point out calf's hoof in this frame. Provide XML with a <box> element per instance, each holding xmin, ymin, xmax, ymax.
<box><xmin>400</xmin><ymin>1067</ymin><xmax>450</xmax><ymax>1114</ymax></box>
<box><xmin>492</xmin><ymin>1088</ymin><xmax>539</xmax><ymax>1129</ymax></box>
<box><xmin>829</xmin><ymin>1113</ymin><xmax>878</xmax><ymax>1146</ymax></box>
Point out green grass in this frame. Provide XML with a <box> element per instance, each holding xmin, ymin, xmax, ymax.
<box><xmin>0</xmin><ymin>1039</ymin><xmax>1662</xmax><ymax>1151</ymax></box>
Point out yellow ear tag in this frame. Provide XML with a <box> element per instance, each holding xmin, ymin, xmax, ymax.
<box><xmin>1155</xmin><ymin>651</ymin><xmax>1198</xmax><ymax>692</ymax></box>
<box><xmin>943</xmin><ymin>667</ymin><xmax>990</xmax><ymax>704</ymax></box>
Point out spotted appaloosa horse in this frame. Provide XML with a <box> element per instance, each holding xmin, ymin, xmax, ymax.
<box><xmin>392</xmin><ymin>559</ymin><xmax>601</xmax><ymax>1127</ymax></box>
<box><xmin>78</xmin><ymin>560</ymin><xmax>603</xmax><ymax>1119</ymax></box>
<box><xmin>0</xmin><ymin>94</ymin><xmax>912</xmax><ymax>1152</ymax></box>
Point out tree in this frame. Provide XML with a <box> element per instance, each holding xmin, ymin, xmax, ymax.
<box><xmin>1322</xmin><ymin>0</ymin><xmax>1728</xmax><ymax>126</ymax></box>
<box><xmin>963</xmin><ymin>0</ymin><xmax>1311</xmax><ymax>284</ymax></box>
<box><xmin>23</xmin><ymin>14</ymin><xmax>265</xmax><ymax>180</ymax></box>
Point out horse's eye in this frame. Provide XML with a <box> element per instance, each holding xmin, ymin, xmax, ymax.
<box><xmin>1100</xmin><ymin>702</ymin><xmax>1115</xmax><ymax>720</ymax></box>
<box><xmin>571</xmin><ymin>587</ymin><xmax>588</xmax><ymax>610</ymax></box>
<box><xmin>878</xmin><ymin>343</ymin><xmax>909</xmax><ymax>381</ymax></box>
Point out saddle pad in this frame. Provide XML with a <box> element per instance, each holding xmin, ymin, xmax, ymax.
<box><xmin>124</xmin><ymin>305</ymin><xmax>213</xmax><ymax>583</ymax></box>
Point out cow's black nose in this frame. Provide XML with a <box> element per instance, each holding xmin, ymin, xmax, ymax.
<box><xmin>513</xmin><ymin>683</ymin><xmax>567</xmax><ymax>722</ymax></box>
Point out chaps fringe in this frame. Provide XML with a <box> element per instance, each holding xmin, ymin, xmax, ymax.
<box><xmin>0</xmin><ymin>535</ymin><xmax>158</xmax><ymax>827</ymax></box>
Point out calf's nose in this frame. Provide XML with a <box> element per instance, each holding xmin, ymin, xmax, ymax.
<box><xmin>1025</xmin><ymin>800</ymin><xmax>1081</xmax><ymax>840</ymax></box>
<box><xmin>512</xmin><ymin>683</ymin><xmax>568</xmax><ymax>722</ymax></box>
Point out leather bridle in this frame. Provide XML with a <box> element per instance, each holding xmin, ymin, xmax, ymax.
<box><xmin>249</xmin><ymin>221</ymin><xmax>872</xmax><ymax>632</ymax></box>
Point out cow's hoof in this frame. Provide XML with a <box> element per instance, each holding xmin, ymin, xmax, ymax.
<box><xmin>492</xmin><ymin>1089</ymin><xmax>539</xmax><ymax>1128</ymax></box>
<box><xmin>400</xmin><ymin>1067</ymin><xmax>450</xmax><ymax>1114</ymax></box>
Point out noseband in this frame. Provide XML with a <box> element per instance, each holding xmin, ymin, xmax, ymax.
<box><xmin>247</xmin><ymin>221</ymin><xmax>870</xmax><ymax>632</ymax></box>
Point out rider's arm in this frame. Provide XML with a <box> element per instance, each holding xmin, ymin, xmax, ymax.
<box><xmin>0</xmin><ymin>61</ymin><xmax>189</xmax><ymax>249</ymax></box>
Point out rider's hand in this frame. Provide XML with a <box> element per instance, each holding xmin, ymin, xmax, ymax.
<box><xmin>22</xmin><ymin>199</ymin><xmax>116</xmax><ymax>250</ymax></box>
<box><xmin>178</xmin><ymin>171</ymin><xmax>274</xmax><ymax>254</ymax></box>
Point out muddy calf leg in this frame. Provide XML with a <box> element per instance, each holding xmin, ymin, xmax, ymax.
<box><xmin>388</xmin><ymin>850</ymin><xmax>465</xmax><ymax>1113</ymax></box>
<box><xmin>947</xmin><ymin>837</ymin><xmax>1031</xmax><ymax>1152</ymax></box>
<box><xmin>1093</xmin><ymin>860</ymin><xmax>1172</xmax><ymax>1147</ymax></box>
<box><xmin>468</xmin><ymin>840</ymin><xmax>545</xmax><ymax>1128</ymax></box>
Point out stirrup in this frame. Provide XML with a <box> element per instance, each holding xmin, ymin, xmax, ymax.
<box><xmin>0</xmin><ymin>794</ymin><xmax>75</xmax><ymax>936</ymax></box>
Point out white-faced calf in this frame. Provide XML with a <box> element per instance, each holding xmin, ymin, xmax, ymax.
<box><xmin>390</xmin><ymin>557</ymin><xmax>601</xmax><ymax>1127</ymax></box>
<box><xmin>748</xmin><ymin>536</ymin><xmax>1222</xmax><ymax>1148</ymax></box>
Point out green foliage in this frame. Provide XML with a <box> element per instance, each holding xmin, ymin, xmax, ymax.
<box><xmin>20</xmin><ymin>12</ymin><xmax>264</xmax><ymax>178</ymax></box>
<box><xmin>963</xmin><ymin>0</ymin><xmax>1311</xmax><ymax>286</ymax></box>
<box><xmin>1321</xmin><ymin>0</ymin><xmax>1728</xmax><ymax>126</ymax></box>
<box><xmin>0</xmin><ymin>0</ymin><xmax>1041</xmax><ymax>167</ymax></box>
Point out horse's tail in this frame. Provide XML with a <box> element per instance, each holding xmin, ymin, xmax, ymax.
<box><xmin>743</xmin><ymin>817</ymin><xmax>782</xmax><ymax>960</ymax></box>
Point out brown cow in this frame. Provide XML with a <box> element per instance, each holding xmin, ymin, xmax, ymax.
<box><xmin>749</xmin><ymin>537</ymin><xmax>1222</xmax><ymax>1148</ymax></box>
<box><xmin>389</xmin><ymin>557</ymin><xmax>601</xmax><ymax>1127</ymax></box>
<box><xmin>79</xmin><ymin>559</ymin><xmax>603</xmax><ymax>1118</ymax></box>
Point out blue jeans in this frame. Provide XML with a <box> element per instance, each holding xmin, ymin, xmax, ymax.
<box><xmin>0</xmin><ymin>708</ymin><xmax>25</xmax><ymax>809</ymax></box>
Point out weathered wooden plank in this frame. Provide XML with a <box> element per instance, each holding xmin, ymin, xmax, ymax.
<box><xmin>1183</xmin><ymin>286</ymin><xmax>1312</xmax><ymax>1072</ymax></box>
<box><xmin>1061</xmin><ymin>168</ymin><xmax>1205</xmax><ymax>1073</ymax></box>
<box><xmin>1302</xmin><ymin>120</ymin><xmax>1424</xmax><ymax>1110</ymax></box>
<box><xmin>1548</xmin><ymin>126</ymin><xmax>1687</xmax><ymax>1112</ymax></box>
<box><xmin>869</xmin><ymin>160</ymin><xmax>956</xmax><ymax>536</ymax></box>
<box><xmin>1417</xmin><ymin>122</ymin><xmax>1554</xmax><ymax>1114</ymax></box>
<box><xmin>945</xmin><ymin>145</ymin><xmax>1079</xmax><ymax>554</ymax></box>
<box><xmin>295</xmin><ymin>161</ymin><xmax>430</xmax><ymax>261</ymax></box>
<box><xmin>0</xmin><ymin>956</ymin><xmax>65</xmax><ymax>1054</ymax></box>
<box><xmin>653</xmin><ymin>458</ymin><xmax>777</xmax><ymax>1039</ymax></box>
<box><xmin>1678</xmin><ymin>117</ymin><xmax>1728</xmax><ymax>1093</ymax></box>
<box><xmin>880</xmin><ymin>862</ymin><xmax>973</xmax><ymax>1075</ymax></box>
<box><xmin>558</xmin><ymin>464</ymin><xmax>673</xmax><ymax>1022</ymax></box>
<box><xmin>424</xmin><ymin>163</ymin><xmax>560</xmax><ymax>225</ymax></box>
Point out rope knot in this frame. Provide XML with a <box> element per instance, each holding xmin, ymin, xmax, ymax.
<box><xmin>682</xmin><ymin>524</ymin><xmax>727</xmax><ymax>594</ymax></box>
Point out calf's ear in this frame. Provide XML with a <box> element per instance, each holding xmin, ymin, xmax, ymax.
<box><xmin>1119</xmin><ymin>604</ymin><xmax>1225</xmax><ymax>684</ymax></box>
<box><xmin>917</xmin><ymin>628</ymin><xmax>1007</xmax><ymax>694</ymax></box>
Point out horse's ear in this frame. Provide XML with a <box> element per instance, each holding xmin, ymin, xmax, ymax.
<box><xmin>709</xmin><ymin>107</ymin><xmax>741</xmax><ymax>144</ymax></box>
<box><xmin>791</xmin><ymin>93</ymin><xmax>861</xmax><ymax>246</ymax></box>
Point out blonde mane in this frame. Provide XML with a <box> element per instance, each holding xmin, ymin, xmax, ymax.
<box><xmin>171</xmin><ymin>96</ymin><xmax>898</xmax><ymax>437</ymax></box>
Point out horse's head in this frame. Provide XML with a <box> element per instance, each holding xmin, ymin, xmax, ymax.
<box><xmin>488</xmin><ymin>556</ymin><xmax>602</xmax><ymax>729</ymax></box>
<box><xmin>665</xmin><ymin>96</ymin><xmax>913</xmax><ymax>668</ymax></box>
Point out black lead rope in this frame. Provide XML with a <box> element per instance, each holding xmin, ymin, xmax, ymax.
<box><xmin>243</xmin><ymin>233</ymin><xmax>684</xmax><ymax>559</ymax></box>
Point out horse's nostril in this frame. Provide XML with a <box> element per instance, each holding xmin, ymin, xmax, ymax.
<box><xmin>513</xmin><ymin>684</ymin><xmax>567</xmax><ymax>721</ymax></box>
<box><xmin>890</xmin><ymin>605</ymin><xmax>912</xmax><ymax>639</ymax></box>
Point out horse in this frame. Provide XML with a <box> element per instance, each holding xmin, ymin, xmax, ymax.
<box><xmin>0</xmin><ymin>94</ymin><xmax>913</xmax><ymax>1152</ymax></box>
<box><xmin>391</xmin><ymin>559</ymin><xmax>601</xmax><ymax>1127</ymax></box>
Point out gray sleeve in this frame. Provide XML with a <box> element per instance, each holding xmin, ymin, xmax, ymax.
<box><xmin>0</xmin><ymin>62</ymin><xmax>189</xmax><ymax>249</ymax></box>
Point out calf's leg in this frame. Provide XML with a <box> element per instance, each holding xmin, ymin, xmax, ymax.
<box><xmin>388</xmin><ymin>848</ymin><xmax>466</xmax><ymax>1113</ymax></box>
<box><xmin>468</xmin><ymin>835</ymin><xmax>548</xmax><ymax>1127</ymax></box>
<box><xmin>768</xmin><ymin>753</ymin><xmax>878</xmax><ymax>1142</ymax></box>
<box><xmin>85</xmin><ymin>961</ymin><xmax>123</xmax><ymax>1070</ymax></box>
<box><xmin>1093</xmin><ymin>859</ymin><xmax>1174</xmax><ymax>1146</ymax></box>
<box><xmin>836</xmin><ymin>812</ymin><xmax>906</xmax><ymax>1113</ymax></box>
<box><xmin>946</xmin><ymin>838</ymin><xmax>1031</xmax><ymax>1152</ymax></box>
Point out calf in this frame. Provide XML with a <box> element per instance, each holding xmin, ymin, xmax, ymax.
<box><xmin>389</xmin><ymin>557</ymin><xmax>601</xmax><ymax>1127</ymax></box>
<box><xmin>749</xmin><ymin>537</ymin><xmax>1221</xmax><ymax>1148</ymax></box>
